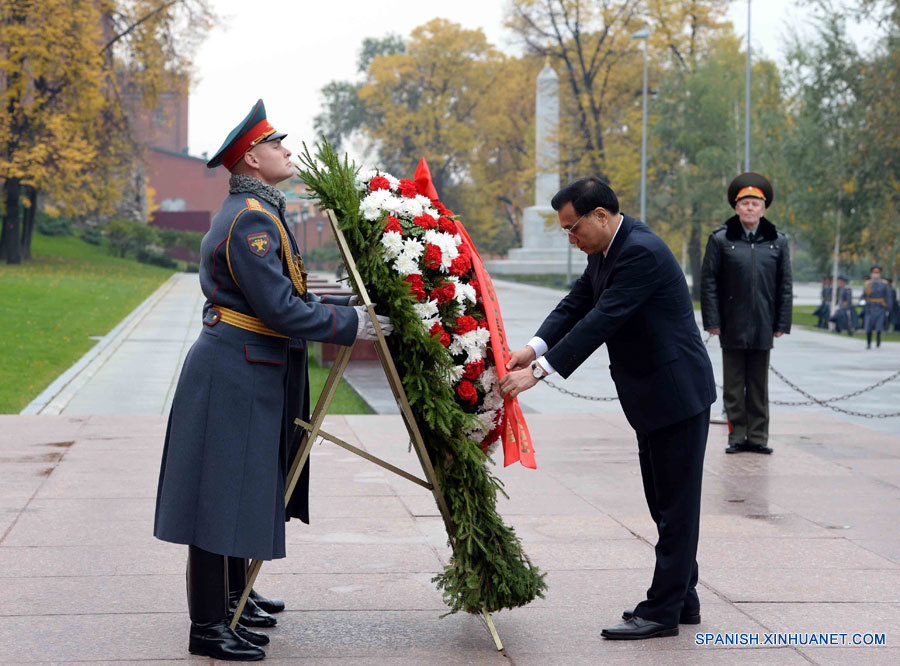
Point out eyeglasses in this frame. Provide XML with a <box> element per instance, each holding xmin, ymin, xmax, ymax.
<box><xmin>561</xmin><ymin>210</ymin><xmax>593</xmax><ymax>236</ymax></box>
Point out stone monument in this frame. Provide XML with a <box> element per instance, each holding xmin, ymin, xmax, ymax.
<box><xmin>485</xmin><ymin>62</ymin><xmax>587</xmax><ymax>276</ymax></box>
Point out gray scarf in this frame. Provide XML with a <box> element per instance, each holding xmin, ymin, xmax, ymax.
<box><xmin>229</xmin><ymin>174</ymin><xmax>286</xmax><ymax>216</ymax></box>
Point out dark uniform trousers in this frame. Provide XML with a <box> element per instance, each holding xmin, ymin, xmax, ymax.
<box><xmin>185</xmin><ymin>547</ymin><xmax>252</xmax><ymax>623</ymax></box>
<box><xmin>722</xmin><ymin>348</ymin><xmax>770</xmax><ymax>446</ymax></box>
<box><xmin>632</xmin><ymin>409</ymin><xmax>709</xmax><ymax>625</ymax></box>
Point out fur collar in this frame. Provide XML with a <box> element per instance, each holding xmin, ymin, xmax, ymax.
<box><xmin>724</xmin><ymin>215</ymin><xmax>777</xmax><ymax>242</ymax></box>
<box><xmin>229</xmin><ymin>174</ymin><xmax>286</xmax><ymax>216</ymax></box>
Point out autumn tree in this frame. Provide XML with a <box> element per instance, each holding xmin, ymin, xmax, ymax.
<box><xmin>314</xmin><ymin>20</ymin><xmax>538</xmax><ymax>251</ymax></box>
<box><xmin>0</xmin><ymin>0</ymin><xmax>214</xmax><ymax>264</ymax></box>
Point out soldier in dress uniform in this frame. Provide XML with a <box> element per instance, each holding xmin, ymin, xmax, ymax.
<box><xmin>830</xmin><ymin>276</ymin><xmax>858</xmax><ymax>334</ymax></box>
<box><xmin>813</xmin><ymin>276</ymin><xmax>833</xmax><ymax>329</ymax></box>
<box><xmin>153</xmin><ymin>100</ymin><xmax>393</xmax><ymax>661</ymax></box>
<box><xmin>863</xmin><ymin>265</ymin><xmax>892</xmax><ymax>348</ymax></box>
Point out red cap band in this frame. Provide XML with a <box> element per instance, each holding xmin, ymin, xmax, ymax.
<box><xmin>223</xmin><ymin>119</ymin><xmax>276</xmax><ymax>170</ymax></box>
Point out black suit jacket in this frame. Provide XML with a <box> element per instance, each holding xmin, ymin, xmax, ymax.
<box><xmin>537</xmin><ymin>214</ymin><xmax>715</xmax><ymax>433</ymax></box>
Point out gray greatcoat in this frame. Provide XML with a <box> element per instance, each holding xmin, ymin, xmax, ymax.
<box><xmin>154</xmin><ymin>188</ymin><xmax>357</xmax><ymax>560</ymax></box>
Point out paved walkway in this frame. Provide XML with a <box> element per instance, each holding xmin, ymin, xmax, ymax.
<box><xmin>4</xmin><ymin>271</ymin><xmax>899</xmax><ymax>664</ymax></box>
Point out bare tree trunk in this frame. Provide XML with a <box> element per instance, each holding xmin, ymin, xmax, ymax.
<box><xmin>20</xmin><ymin>186</ymin><xmax>38</xmax><ymax>260</ymax></box>
<box><xmin>688</xmin><ymin>210</ymin><xmax>703</xmax><ymax>301</ymax></box>
<box><xmin>1</xmin><ymin>178</ymin><xmax>22</xmax><ymax>264</ymax></box>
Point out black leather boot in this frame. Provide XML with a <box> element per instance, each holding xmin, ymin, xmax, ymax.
<box><xmin>229</xmin><ymin>592</ymin><xmax>278</xmax><ymax>628</ymax></box>
<box><xmin>250</xmin><ymin>588</ymin><xmax>285</xmax><ymax>614</ymax></box>
<box><xmin>234</xmin><ymin>622</ymin><xmax>270</xmax><ymax>646</ymax></box>
<box><xmin>189</xmin><ymin>621</ymin><xmax>265</xmax><ymax>661</ymax></box>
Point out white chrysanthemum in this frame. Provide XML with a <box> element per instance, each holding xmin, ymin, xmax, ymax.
<box><xmin>414</xmin><ymin>194</ymin><xmax>432</xmax><ymax>207</ymax></box>
<box><xmin>358</xmin><ymin>167</ymin><xmax>377</xmax><ymax>183</ymax></box>
<box><xmin>477</xmin><ymin>410</ymin><xmax>498</xmax><ymax>431</ymax></box>
<box><xmin>449</xmin><ymin>328</ymin><xmax>491</xmax><ymax>363</ymax></box>
<box><xmin>420</xmin><ymin>316</ymin><xmax>440</xmax><ymax>332</ymax></box>
<box><xmin>479</xmin><ymin>367</ymin><xmax>497</xmax><ymax>393</ymax></box>
<box><xmin>360</xmin><ymin>189</ymin><xmax>393</xmax><ymax>221</ymax></box>
<box><xmin>382</xmin><ymin>195</ymin><xmax>409</xmax><ymax>217</ymax></box>
<box><xmin>380</xmin><ymin>172</ymin><xmax>400</xmax><ymax>190</ymax></box>
<box><xmin>401</xmin><ymin>238</ymin><xmax>424</xmax><ymax>260</ymax></box>
<box><xmin>380</xmin><ymin>231</ymin><xmax>403</xmax><ymax>259</ymax></box>
<box><xmin>453</xmin><ymin>281</ymin><xmax>477</xmax><ymax>305</ymax></box>
<box><xmin>412</xmin><ymin>299</ymin><xmax>439</xmax><ymax>321</ymax></box>
<box><xmin>393</xmin><ymin>253</ymin><xmax>420</xmax><ymax>276</ymax></box>
<box><xmin>445</xmin><ymin>365</ymin><xmax>465</xmax><ymax>383</ymax></box>
<box><xmin>452</xmin><ymin>233</ymin><xmax>463</xmax><ymax>247</ymax></box>
<box><xmin>483</xmin><ymin>387</ymin><xmax>504</xmax><ymax>411</ymax></box>
<box><xmin>396</xmin><ymin>197</ymin><xmax>424</xmax><ymax>219</ymax></box>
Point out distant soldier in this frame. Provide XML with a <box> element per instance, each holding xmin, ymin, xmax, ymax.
<box><xmin>813</xmin><ymin>276</ymin><xmax>832</xmax><ymax>328</ymax></box>
<box><xmin>701</xmin><ymin>172</ymin><xmax>792</xmax><ymax>455</ymax></box>
<box><xmin>830</xmin><ymin>276</ymin><xmax>858</xmax><ymax>334</ymax></box>
<box><xmin>863</xmin><ymin>265</ymin><xmax>891</xmax><ymax>348</ymax></box>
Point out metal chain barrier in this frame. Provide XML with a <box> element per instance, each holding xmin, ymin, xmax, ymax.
<box><xmin>537</xmin><ymin>332</ymin><xmax>900</xmax><ymax>418</ymax></box>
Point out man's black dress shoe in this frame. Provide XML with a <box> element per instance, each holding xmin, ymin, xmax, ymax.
<box><xmin>228</xmin><ymin>592</ymin><xmax>277</xmax><ymax>628</ymax></box>
<box><xmin>188</xmin><ymin>621</ymin><xmax>265</xmax><ymax>661</ymax></box>
<box><xmin>601</xmin><ymin>616</ymin><xmax>678</xmax><ymax>640</ymax></box>
<box><xmin>622</xmin><ymin>608</ymin><xmax>701</xmax><ymax>625</ymax></box>
<box><xmin>746</xmin><ymin>442</ymin><xmax>773</xmax><ymax>454</ymax></box>
<box><xmin>250</xmin><ymin>588</ymin><xmax>285</xmax><ymax>614</ymax></box>
<box><xmin>234</xmin><ymin>623</ymin><xmax>270</xmax><ymax>646</ymax></box>
<box><xmin>725</xmin><ymin>441</ymin><xmax>750</xmax><ymax>454</ymax></box>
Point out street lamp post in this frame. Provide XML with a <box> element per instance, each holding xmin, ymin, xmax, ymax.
<box><xmin>745</xmin><ymin>0</ymin><xmax>752</xmax><ymax>171</ymax></box>
<box><xmin>632</xmin><ymin>27</ymin><xmax>650</xmax><ymax>223</ymax></box>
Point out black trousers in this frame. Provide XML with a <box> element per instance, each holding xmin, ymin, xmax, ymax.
<box><xmin>632</xmin><ymin>409</ymin><xmax>709</xmax><ymax>627</ymax></box>
<box><xmin>722</xmin><ymin>348</ymin><xmax>770</xmax><ymax>446</ymax></box>
<box><xmin>185</xmin><ymin>546</ymin><xmax>249</xmax><ymax>624</ymax></box>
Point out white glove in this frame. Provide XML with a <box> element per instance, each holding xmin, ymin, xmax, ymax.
<box><xmin>354</xmin><ymin>305</ymin><xmax>393</xmax><ymax>340</ymax></box>
<box><xmin>347</xmin><ymin>295</ymin><xmax>360</xmax><ymax>306</ymax></box>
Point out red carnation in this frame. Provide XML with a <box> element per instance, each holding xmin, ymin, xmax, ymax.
<box><xmin>369</xmin><ymin>176</ymin><xmax>391</xmax><ymax>191</ymax></box>
<box><xmin>430</xmin><ymin>282</ymin><xmax>456</xmax><ymax>304</ymax></box>
<box><xmin>449</xmin><ymin>254</ymin><xmax>471</xmax><ymax>276</ymax></box>
<box><xmin>438</xmin><ymin>217</ymin><xmax>456</xmax><ymax>234</ymax></box>
<box><xmin>424</xmin><ymin>244</ymin><xmax>442</xmax><ymax>270</ymax></box>
<box><xmin>404</xmin><ymin>274</ymin><xmax>426</xmax><ymax>301</ymax></box>
<box><xmin>430</xmin><ymin>322</ymin><xmax>451</xmax><ymax>347</ymax></box>
<box><xmin>398</xmin><ymin>179</ymin><xmax>418</xmax><ymax>198</ymax></box>
<box><xmin>469</xmin><ymin>277</ymin><xmax>482</xmax><ymax>301</ymax></box>
<box><xmin>384</xmin><ymin>216</ymin><xmax>402</xmax><ymax>233</ymax></box>
<box><xmin>457</xmin><ymin>379</ymin><xmax>478</xmax><ymax>405</ymax></box>
<box><xmin>454</xmin><ymin>315</ymin><xmax>477</xmax><ymax>335</ymax></box>
<box><xmin>432</xmin><ymin>199</ymin><xmax>454</xmax><ymax>216</ymax></box>
<box><xmin>463</xmin><ymin>359</ymin><xmax>485</xmax><ymax>380</ymax></box>
<box><xmin>483</xmin><ymin>424</ymin><xmax>502</xmax><ymax>447</ymax></box>
<box><xmin>477</xmin><ymin>318</ymin><xmax>489</xmax><ymax>330</ymax></box>
<box><xmin>413</xmin><ymin>214</ymin><xmax>438</xmax><ymax>230</ymax></box>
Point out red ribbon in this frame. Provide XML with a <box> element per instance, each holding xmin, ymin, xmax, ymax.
<box><xmin>414</xmin><ymin>157</ymin><xmax>535</xmax><ymax>468</ymax></box>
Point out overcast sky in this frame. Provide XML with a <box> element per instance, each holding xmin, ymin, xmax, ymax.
<box><xmin>187</xmin><ymin>0</ymin><xmax>825</xmax><ymax>160</ymax></box>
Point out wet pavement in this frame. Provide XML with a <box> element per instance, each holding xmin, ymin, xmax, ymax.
<box><xmin>4</xmin><ymin>271</ymin><xmax>899</xmax><ymax>663</ymax></box>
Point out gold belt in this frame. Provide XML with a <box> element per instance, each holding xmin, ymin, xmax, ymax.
<box><xmin>209</xmin><ymin>307</ymin><xmax>288</xmax><ymax>338</ymax></box>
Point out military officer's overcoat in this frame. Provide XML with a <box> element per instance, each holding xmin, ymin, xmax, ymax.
<box><xmin>154</xmin><ymin>190</ymin><xmax>356</xmax><ymax>560</ymax></box>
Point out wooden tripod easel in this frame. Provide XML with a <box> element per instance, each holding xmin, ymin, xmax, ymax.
<box><xmin>230</xmin><ymin>210</ymin><xmax>504</xmax><ymax>651</ymax></box>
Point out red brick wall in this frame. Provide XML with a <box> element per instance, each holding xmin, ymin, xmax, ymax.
<box><xmin>146</xmin><ymin>148</ymin><xmax>229</xmax><ymax>215</ymax></box>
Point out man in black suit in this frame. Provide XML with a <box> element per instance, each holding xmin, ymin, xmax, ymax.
<box><xmin>500</xmin><ymin>177</ymin><xmax>716</xmax><ymax>640</ymax></box>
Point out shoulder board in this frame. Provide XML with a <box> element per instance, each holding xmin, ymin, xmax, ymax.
<box><xmin>246</xmin><ymin>198</ymin><xmax>263</xmax><ymax>211</ymax></box>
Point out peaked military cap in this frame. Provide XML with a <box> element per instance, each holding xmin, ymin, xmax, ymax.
<box><xmin>727</xmin><ymin>172</ymin><xmax>773</xmax><ymax>208</ymax></box>
<box><xmin>206</xmin><ymin>99</ymin><xmax>287</xmax><ymax>170</ymax></box>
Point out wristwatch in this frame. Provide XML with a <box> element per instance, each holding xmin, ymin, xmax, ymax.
<box><xmin>531</xmin><ymin>361</ymin><xmax>547</xmax><ymax>381</ymax></box>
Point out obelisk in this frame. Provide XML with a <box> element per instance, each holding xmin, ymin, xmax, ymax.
<box><xmin>486</xmin><ymin>62</ymin><xmax>587</xmax><ymax>275</ymax></box>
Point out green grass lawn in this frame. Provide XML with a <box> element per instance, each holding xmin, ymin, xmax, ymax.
<box><xmin>307</xmin><ymin>353</ymin><xmax>372</xmax><ymax>415</ymax></box>
<box><xmin>0</xmin><ymin>234</ymin><xmax>175</xmax><ymax>413</ymax></box>
<box><xmin>0</xmin><ymin>233</ymin><xmax>372</xmax><ymax>414</ymax></box>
